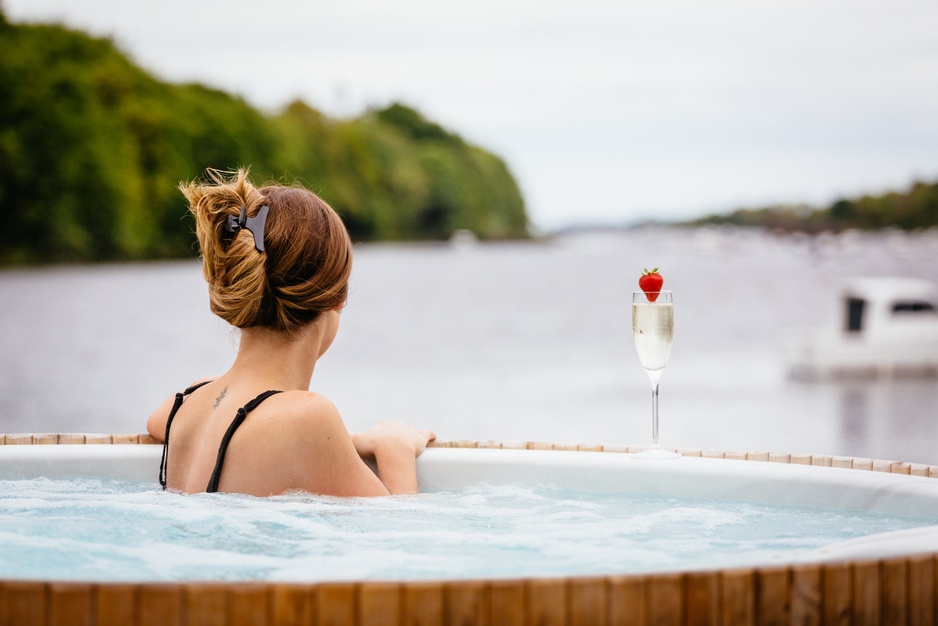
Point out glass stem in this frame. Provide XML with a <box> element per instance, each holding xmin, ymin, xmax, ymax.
<box><xmin>651</xmin><ymin>383</ymin><xmax>660</xmax><ymax>446</ymax></box>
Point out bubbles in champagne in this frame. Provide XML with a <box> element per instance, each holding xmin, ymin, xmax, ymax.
<box><xmin>632</xmin><ymin>303</ymin><xmax>674</xmax><ymax>371</ymax></box>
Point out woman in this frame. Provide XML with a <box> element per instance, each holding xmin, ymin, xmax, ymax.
<box><xmin>147</xmin><ymin>169</ymin><xmax>435</xmax><ymax>496</ymax></box>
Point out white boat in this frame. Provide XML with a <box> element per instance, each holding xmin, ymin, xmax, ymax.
<box><xmin>784</xmin><ymin>277</ymin><xmax>938</xmax><ymax>379</ymax></box>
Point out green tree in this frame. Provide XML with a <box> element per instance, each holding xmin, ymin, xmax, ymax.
<box><xmin>0</xmin><ymin>14</ymin><xmax>529</xmax><ymax>265</ymax></box>
<box><xmin>0</xmin><ymin>23</ymin><xmax>145</xmax><ymax>262</ymax></box>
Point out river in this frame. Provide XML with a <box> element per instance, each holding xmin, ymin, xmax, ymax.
<box><xmin>2</xmin><ymin>227</ymin><xmax>937</xmax><ymax>464</ymax></box>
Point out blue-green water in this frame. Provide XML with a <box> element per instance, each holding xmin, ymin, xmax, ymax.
<box><xmin>2</xmin><ymin>477</ymin><xmax>936</xmax><ymax>582</ymax></box>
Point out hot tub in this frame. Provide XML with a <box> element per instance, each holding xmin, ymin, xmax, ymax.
<box><xmin>2</xmin><ymin>434</ymin><xmax>937</xmax><ymax>625</ymax></box>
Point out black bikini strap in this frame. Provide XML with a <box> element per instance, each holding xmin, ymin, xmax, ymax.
<box><xmin>159</xmin><ymin>380</ymin><xmax>213</xmax><ymax>490</ymax></box>
<box><xmin>205</xmin><ymin>390</ymin><xmax>282</xmax><ymax>493</ymax></box>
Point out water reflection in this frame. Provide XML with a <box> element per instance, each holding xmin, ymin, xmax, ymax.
<box><xmin>838</xmin><ymin>384</ymin><xmax>869</xmax><ymax>453</ymax></box>
<box><xmin>837</xmin><ymin>380</ymin><xmax>938</xmax><ymax>463</ymax></box>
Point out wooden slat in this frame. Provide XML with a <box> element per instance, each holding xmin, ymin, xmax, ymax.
<box><xmin>608</xmin><ymin>576</ymin><xmax>646</xmax><ymax>626</ymax></box>
<box><xmin>185</xmin><ymin>584</ymin><xmax>228</xmax><ymax>626</ymax></box>
<box><xmin>890</xmin><ymin>462</ymin><xmax>911</xmax><ymax>475</ymax></box>
<box><xmin>359</xmin><ymin>583</ymin><xmax>401</xmax><ymax>626</ymax></box>
<box><xmin>84</xmin><ymin>434</ymin><xmax>113</xmax><ymax>444</ymax></box>
<box><xmin>34</xmin><ymin>433</ymin><xmax>58</xmax><ymax>445</ymax></box>
<box><xmin>821</xmin><ymin>562</ymin><xmax>852</xmax><ymax>626</ymax></box>
<box><xmin>647</xmin><ymin>573</ymin><xmax>682</xmax><ymax>626</ymax></box>
<box><xmin>111</xmin><ymin>434</ymin><xmax>141</xmax><ymax>444</ymax></box>
<box><xmin>2</xmin><ymin>581</ymin><xmax>46</xmax><ymax>626</ymax></box>
<box><xmin>525</xmin><ymin>578</ymin><xmax>566</xmax><ymax>626</ymax></box>
<box><xmin>881</xmin><ymin>558</ymin><xmax>909</xmax><ymax>626</ymax></box>
<box><xmin>568</xmin><ymin>577</ymin><xmax>606</xmax><ymax>626</ymax></box>
<box><xmin>790</xmin><ymin>566</ymin><xmax>821</xmax><ymax>626</ymax></box>
<box><xmin>811</xmin><ymin>455</ymin><xmax>832</xmax><ymax>467</ymax></box>
<box><xmin>790</xmin><ymin>454</ymin><xmax>812</xmax><ymax>466</ymax></box>
<box><xmin>488</xmin><ymin>579</ymin><xmax>525</xmax><ymax>626</ymax></box>
<box><xmin>402</xmin><ymin>582</ymin><xmax>444</xmax><ymax>626</ymax></box>
<box><xmin>907</xmin><ymin>555</ymin><xmax>935</xmax><ymax>626</ymax></box>
<box><xmin>831</xmin><ymin>457</ymin><xmax>853</xmax><ymax>469</ymax></box>
<box><xmin>768</xmin><ymin>453</ymin><xmax>790</xmax><ymax>464</ymax></box>
<box><xmin>746</xmin><ymin>452</ymin><xmax>770</xmax><ymax>462</ymax></box>
<box><xmin>138</xmin><ymin>584</ymin><xmax>183</xmax><ymax>626</ymax></box>
<box><xmin>501</xmin><ymin>441</ymin><xmax>527</xmax><ymax>450</ymax></box>
<box><xmin>4</xmin><ymin>434</ymin><xmax>33</xmax><ymax>445</ymax></box>
<box><xmin>318</xmin><ymin>583</ymin><xmax>357</xmax><ymax>626</ymax></box>
<box><xmin>138</xmin><ymin>434</ymin><xmax>160</xmax><ymax>444</ymax></box>
<box><xmin>229</xmin><ymin>585</ymin><xmax>269</xmax><ymax>626</ymax></box>
<box><xmin>852</xmin><ymin>458</ymin><xmax>874</xmax><ymax>472</ymax></box>
<box><xmin>852</xmin><ymin>561</ymin><xmax>881</xmax><ymax>626</ymax></box>
<box><xmin>49</xmin><ymin>583</ymin><xmax>93</xmax><ymax>626</ymax></box>
<box><xmin>702</xmin><ymin>450</ymin><xmax>725</xmax><ymax>459</ymax></box>
<box><xmin>271</xmin><ymin>584</ymin><xmax>315</xmax><ymax>626</ymax></box>
<box><xmin>57</xmin><ymin>434</ymin><xmax>86</xmax><ymax>444</ymax></box>
<box><xmin>95</xmin><ymin>584</ymin><xmax>136</xmax><ymax>625</ymax></box>
<box><xmin>444</xmin><ymin>581</ymin><xmax>485</xmax><ymax>626</ymax></box>
<box><xmin>725</xmin><ymin>451</ymin><xmax>747</xmax><ymax>461</ymax></box>
<box><xmin>684</xmin><ymin>571</ymin><xmax>719</xmax><ymax>626</ymax></box>
<box><xmin>720</xmin><ymin>569</ymin><xmax>755</xmax><ymax>626</ymax></box>
<box><xmin>755</xmin><ymin>568</ymin><xmax>789</xmax><ymax>626</ymax></box>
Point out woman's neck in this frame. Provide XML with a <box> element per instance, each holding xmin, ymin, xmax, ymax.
<box><xmin>225</xmin><ymin>324</ymin><xmax>326</xmax><ymax>391</ymax></box>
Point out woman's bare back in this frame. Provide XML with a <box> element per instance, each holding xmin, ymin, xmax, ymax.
<box><xmin>148</xmin><ymin>380</ymin><xmax>393</xmax><ymax>497</ymax></box>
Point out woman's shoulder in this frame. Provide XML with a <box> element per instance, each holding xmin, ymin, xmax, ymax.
<box><xmin>258</xmin><ymin>390</ymin><xmax>347</xmax><ymax>438</ymax></box>
<box><xmin>271</xmin><ymin>390</ymin><xmax>339</xmax><ymax>416</ymax></box>
<box><xmin>247</xmin><ymin>391</ymin><xmax>363</xmax><ymax>484</ymax></box>
<box><xmin>146</xmin><ymin>377</ymin><xmax>218</xmax><ymax>441</ymax></box>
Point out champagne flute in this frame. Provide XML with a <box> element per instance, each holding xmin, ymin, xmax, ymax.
<box><xmin>631</xmin><ymin>290</ymin><xmax>680</xmax><ymax>459</ymax></box>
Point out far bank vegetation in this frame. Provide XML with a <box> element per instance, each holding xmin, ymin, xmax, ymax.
<box><xmin>0</xmin><ymin>12</ymin><xmax>528</xmax><ymax>265</ymax></box>
<box><xmin>688</xmin><ymin>180</ymin><xmax>938</xmax><ymax>234</ymax></box>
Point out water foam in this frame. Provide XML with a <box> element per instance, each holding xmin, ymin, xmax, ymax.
<box><xmin>1</xmin><ymin>478</ymin><xmax>935</xmax><ymax>582</ymax></box>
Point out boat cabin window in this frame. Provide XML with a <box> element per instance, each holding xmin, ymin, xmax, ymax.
<box><xmin>845</xmin><ymin>297</ymin><xmax>864</xmax><ymax>332</ymax></box>
<box><xmin>891</xmin><ymin>300</ymin><xmax>937</xmax><ymax>315</ymax></box>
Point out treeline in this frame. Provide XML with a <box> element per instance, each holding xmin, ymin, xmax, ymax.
<box><xmin>688</xmin><ymin>180</ymin><xmax>938</xmax><ymax>233</ymax></box>
<box><xmin>0</xmin><ymin>12</ymin><xmax>528</xmax><ymax>265</ymax></box>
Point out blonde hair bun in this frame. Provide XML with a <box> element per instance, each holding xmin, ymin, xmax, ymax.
<box><xmin>180</xmin><ymin>169</ymin><xmax>352</xmax><ymax>333</ymax></box>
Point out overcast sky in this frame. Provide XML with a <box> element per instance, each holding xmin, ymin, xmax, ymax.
<box><xmin>5</xmin><ymin>0</ymin><xmax>938</xmax><ymax>230</ymax></box>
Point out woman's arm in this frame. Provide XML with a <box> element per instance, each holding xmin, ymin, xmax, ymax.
<box><xmin>146</xmin><ymin>394</ymin><xmax>177</xmax><ymax>442</ymax></box>
<box><xmin>286</xmin><ymin>396</ymin><xmax>433</xmax><ymax>497</ymax></box>
<box><xmin>145</xmin><ymin>378</ymin><xmax>216</xmax><ymax>442</ymax></box>
<box><xmin>351</xmin><ymin>422</ymin><xmax>436</xmax><ymax>494</ymax></box>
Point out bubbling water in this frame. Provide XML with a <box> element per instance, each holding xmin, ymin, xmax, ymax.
<box><xmin>1</xmin><ymin>477</ymin><xmax>936</xmax><ymax>583</ymax></box>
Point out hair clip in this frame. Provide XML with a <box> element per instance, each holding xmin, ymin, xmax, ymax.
<box><xmin>226</xmin><ymin>205</ymin><xmax>269</xmax><ymax>252</ymax></box>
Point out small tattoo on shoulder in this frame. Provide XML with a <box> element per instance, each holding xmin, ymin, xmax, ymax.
<box><xmin>214</xmin><ymin>387</ymin><xmax>228</xmax><ymax>409</ymax></box>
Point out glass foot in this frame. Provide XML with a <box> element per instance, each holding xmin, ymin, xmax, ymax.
<box><xmin>630</xmin><ymin>446</ymin><xmax>682</xmax><ymax>460</ymax></box>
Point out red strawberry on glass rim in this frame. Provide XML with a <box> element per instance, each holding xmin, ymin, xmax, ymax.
<box><xmin>638</xmin><ymin>268</ymin><xmax>663</xmax><ymax>302</ymax></box>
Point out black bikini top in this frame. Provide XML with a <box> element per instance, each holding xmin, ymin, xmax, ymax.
<box><xmin>159</xmin><ymin>381</ymin><xmax>282</xmax><ymax>493</ymax></box>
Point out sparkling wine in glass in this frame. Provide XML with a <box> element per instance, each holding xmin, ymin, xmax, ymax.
<box><xmin>632</xmin><ymin>290</ymin><xmax>680</xmax><ymax>459</ymax></box>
